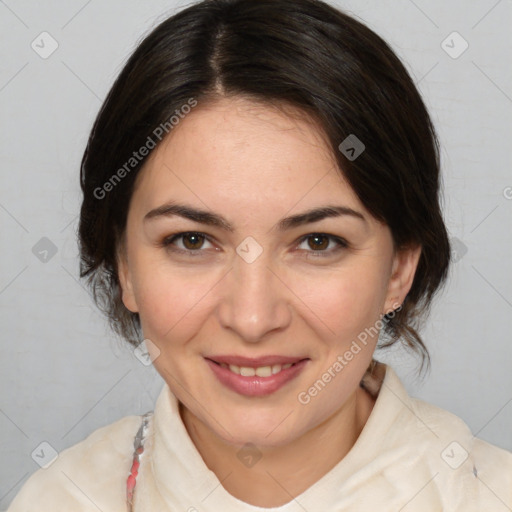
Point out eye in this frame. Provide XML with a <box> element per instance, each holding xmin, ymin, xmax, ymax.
<box><xmin>161</xmin><ymin>231</ymin><xmax>348</xmax><ymax>259</ymax></box>
<box><xmin>161</xmin><ymin>231</ymin><xmax>215</xmax><ymax>255</ymax></box>
<box><xmin>296</xmin><ymin>233</ymin><xmax>348</xmax><ymax>257</ymax></box>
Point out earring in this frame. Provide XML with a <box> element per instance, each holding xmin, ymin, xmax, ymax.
<box><xmin>383</xmin><ymin>297</ymin><xmax>401</xmax><ymax>316</ymax></box>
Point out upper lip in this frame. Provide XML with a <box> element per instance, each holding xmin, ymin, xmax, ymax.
<box><xmin>206</xmin><ymin>355</ymin><xmax>309</xmax><ymax>367</ymax></box>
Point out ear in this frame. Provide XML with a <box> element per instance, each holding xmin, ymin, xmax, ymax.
<box><xmin>116</xmin><ymin>241</ymin><xmax>139</xmax><ymax>313</ymax></box>
<box><xmin>383</xmin><ymin>244</ymin><xmax>421</xmax><ymax>315</ymax></box>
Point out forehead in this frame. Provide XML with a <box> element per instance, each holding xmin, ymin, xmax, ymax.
<box><xmin>130</xmin><ymin>96</ymin><xmax>365</xmax><ymax>220</ymax></box>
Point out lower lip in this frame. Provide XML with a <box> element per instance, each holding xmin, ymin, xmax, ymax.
<box><xmin>205</xmin><ymin>358</ymin><xmax>309</xmax><ymax>397</ymax></box>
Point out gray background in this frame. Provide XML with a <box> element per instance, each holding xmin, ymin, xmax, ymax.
<box><xmin>1</xmin><ymin>0</ymin><xmax>511</xmax><ymax>508</ymax></box>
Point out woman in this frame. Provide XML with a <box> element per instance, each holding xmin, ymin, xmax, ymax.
<box><xmin>8</xmin><ymin>0</ymin><xmax>512</xmax><ymax>510</ymax></box>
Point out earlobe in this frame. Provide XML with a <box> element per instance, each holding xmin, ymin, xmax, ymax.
<box><xmin>383</xmin><ymin>245</ymin><xmax>422</xmax><ymax>315</ymax></box>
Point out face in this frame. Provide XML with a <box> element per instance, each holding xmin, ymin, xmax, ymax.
<box><xmin>117</xmin><ymin>96</ymin><xmax>420</xmax><ymax>448</ymax></box>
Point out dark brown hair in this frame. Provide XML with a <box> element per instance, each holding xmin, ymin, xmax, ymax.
<box><xmin>78</xmin><ymin>0</ymin><xmax>451</xmax><ymax>372</ymax></box>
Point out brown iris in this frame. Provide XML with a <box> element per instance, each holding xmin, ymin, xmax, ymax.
<box><xmin>182</xmin><ymin>233</ymin><xmax>205</xmax><ymax>250</ymax></box>
<box><xmin>307</xmin><ymin>234</ymin><xmax>329</xmax><ymax>251</ymax></box>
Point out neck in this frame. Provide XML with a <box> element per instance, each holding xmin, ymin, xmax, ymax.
<box><xmin>180</xmin><ymin>384</ymin><xmax>376</xmax><ymax>508</ymax></box>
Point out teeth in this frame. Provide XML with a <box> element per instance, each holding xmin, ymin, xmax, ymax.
<box><xmin>240</xmin><ymin>366</ymin><xmax>255</xmax><ymax>377</ymax></box>
<box><xmin>255</xmin><ymin>366</ymin><xmax>272</xmax><ymax>377</ymax></box>
<box><xmin>229</xmin><ymin>364</ymin><xmax>240</xmax><ymax>374</ymax></box>
<box><xmin>225</xmin><ymin>362</ymin><xmax>295</xmax><ymax>377</ymax></box>
<box><xmin>271</xmin><ymin>364</ymin><xmax>282</xmax><ymax>374</ymax></box>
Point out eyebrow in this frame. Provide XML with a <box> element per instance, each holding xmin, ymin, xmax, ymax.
<box><xmin>143</xmin><ymin>202</ymin><xmax>366</xmax><ymax>231</ymax></box>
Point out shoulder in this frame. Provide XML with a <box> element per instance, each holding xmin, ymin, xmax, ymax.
<box><xmin>373</xmin><ymin>365</ymin><xmax>512</xmax><ymax>510</ymax></box>
<box><xmin>7</xmin><ymin>414</ymin><xmax>143</xmax><ymax>512</ymax></box>
<box><xmin>404</xmin><ymin>394</ymin><xmax>512</xmax><ymax>509</ymax></box>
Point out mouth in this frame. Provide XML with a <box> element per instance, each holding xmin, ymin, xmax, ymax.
<box><xmin>205</xmin><ymin>356</ymin><xmax>310</xmax><ymax>396</ymax></box>
<box><xmin>206</xmin><ymin>358</ymin><xmax>307</xmax><ymax>377</ymax></box>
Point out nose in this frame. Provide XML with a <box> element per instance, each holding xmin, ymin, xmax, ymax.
<box><xmin>216</xmin><ymin>250</ymin><xmax>292</xmax><ymax>343</ymax></box>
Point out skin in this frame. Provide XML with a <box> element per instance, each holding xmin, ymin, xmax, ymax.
<box><xmin>117</xmin><ymin>96</ymin><xmax>421</xmax><ymax>507</ymax></box>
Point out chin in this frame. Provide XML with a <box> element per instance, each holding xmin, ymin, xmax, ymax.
<box><xmin>210</xmin><ymin>403</ymin><xmax>304</xmax><ymax>448</ymax></box>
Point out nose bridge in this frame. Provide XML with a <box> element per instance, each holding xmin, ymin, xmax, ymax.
<box><xmin>217</xmin><ymin>246</ymin><xmax>291</xmax><ymax>342</ymax></box>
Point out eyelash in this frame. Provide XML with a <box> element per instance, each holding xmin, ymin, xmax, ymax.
<box><xmin>160</xmin><ymin>231</ymin><xmax>348</xmax><ymax>259</ymax></box>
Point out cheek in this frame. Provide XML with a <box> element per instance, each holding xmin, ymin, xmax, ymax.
<box><xmin>299</xmin><ymin>264</ymin><xmax>388</xmax><ymax>342</ymax></box>
<box><xmin>131</xmin><ymin>260</ymin><xmax>219</xmax><ymax>343</ymax></box>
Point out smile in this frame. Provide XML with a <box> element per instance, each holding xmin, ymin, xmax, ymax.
<box><xmin>205</xmin><ymin>357</ymin><xmax>309</xmax><ymax>397</ymax></box>
<box><xmin>218</xmin><ymin>361</ymin><xmax>294</xmax><ymax>377</ymax></box>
